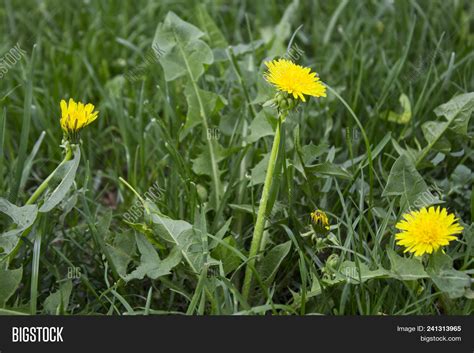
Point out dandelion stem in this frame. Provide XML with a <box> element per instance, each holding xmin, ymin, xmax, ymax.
<box><xmin>25</xmin><ymin>144</ymin><xmax>74</xmax><ymax>205</ymax></box>
<box><xmin>242</xmin><ymin>117</ymin><xmax>282</xmax><ymax>301</ymax></box>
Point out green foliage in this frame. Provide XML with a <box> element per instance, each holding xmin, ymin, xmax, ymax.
<box><xmin>258</xmin><ymin>241</ymin><xmax>292</xmax><ymax>285</ymax></box>
<box><xmin>382</xmin><ymin>155</ymin><xmax>429</xmax><ymax>209</ymax></box>
<box><xmin>125</xmin><ymin>234</ymin><xmax>182</xmax><ymax>281</ymax></box>
<box><xmin>427</xmin><ymin>252</ymin><xmax>471</xmax><ymax>299</ymax></box>
<box><xmin>40</xmin><ymin>146</ymin><xmax>81</xmax><ymax>213</ymax></box>
<box><xmin>0</xmin><ymin>0</ymin><xmax>472</xmax><ymax>315</ymax></box>
<box><xmin>43</xmin><ymin>280</ymin><xmax>72</xmax><ymax>314</ymax></box>
<box><xmin>0</xmin><ymin>198</ymin><xmax>37</xmax><ymax>256</ymax></box>
<box><xmin>0</xmin><ymin>267</ymin><xmax>22</xmax><ymax>306</ymax></box>
<box><xmin>387</xmin><ymin>248</ymin><xmax>428</xmax><ymax>281</ymax></box>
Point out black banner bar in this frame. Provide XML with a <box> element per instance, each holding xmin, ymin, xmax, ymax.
<box><xmin>0</xmin><ymin>316</ymin><xmax>472</xmax><ymax>353</ymax></box>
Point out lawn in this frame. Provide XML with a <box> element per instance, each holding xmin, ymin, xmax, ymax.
<box><xmin>0</xmin><ymin>0</ymin><xmax>473</xmax><ymax>315</ymax></box>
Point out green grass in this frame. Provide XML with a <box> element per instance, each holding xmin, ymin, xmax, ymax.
<box><xmin>0</xmin><ymin>0</ymin><xmax>473</xmax><ymax>315</ymax></box>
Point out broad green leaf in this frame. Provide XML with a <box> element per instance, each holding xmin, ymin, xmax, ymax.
<box><xmin>387</xmin><ymin>248</ymin><xmax>428</xmax><ymax>280</ymax></box>
<box><xmin>382</xmin><ymin>154</ymin><xmax>429</xmax><ymax>209</ymax></box>
<box><xmin>426</xmin><ymin>252</ymin><xmax>471</xmax><ymax>299</ymax></box>
<box><xmin>123</xmin><ymin>221</ymin><xmax>164</xmax><ymax>250</ymax></box>
<box><xmin>43</xmin><ymin>280</ymin><xmax>72</xmax><ymax>314</ymax></box>
<box><xmin>0</xmin><ymin>267</ymin><xmax>22</xmax><ymax>305</ymax></box>
<box><xmin>258</xmin><ymin>241</ymin><xmax>291</xmax><ymax>284</ymax></box>
<box><xmin>327</xmin><ymin>261</ymin><xmax>388</xmax><ymax>285</ymax></box>
<box><xmin>247</xmin><ymin>109</ymin><xmax>276</xmax><ymax>143</ymax></box>
<box><xmin>40</xmin><ymin>146</ymin><xmax>81</xmax><ymax>213</ymax></box>
<box><xmin>191</xmin><ymin>142</ymin><xmax>225</xmax><ymax>178</ymax></box>
<box><xmin>301</xmin><ymin>142</ymin><xmax>329</xmax><ymax>165</ymax></box>
<box><xmin>148</xmin><ymin>212</ymin><xmax>193</xmax><ymax>244</ymax></box>
<box><xmin>391</xmin><ymin>139</ymin><xmax>421</xmax><ymax>165</ymax></box>
<box><xmin>417</xmin><ymin>92</ymin><xmax>474</xmax><ymax>165</ymax></box>
<box><xmin>433</xmin><ymin>92</ymin><xmax>474</xmax><ymax>136</ymax></box>
<box><xmin>147</xmin><ymin>212</ymin><xmax>206</xmax><ymax>273</ymax></box>
<box><xmin>124</xmin><ymin>234</ymin><xmax>182</xmax><ymax>281</ymax></box>
<box><xmin>153</xmin><ymin>12</ymin><xmax>213</xmax><ymax>82</ymax></box>
<box><xmin>163</xmin><ymin>11</ymin><xmax>204</xmax><ymax>43</ymax></box>
<box><xmin>0</xmin><ymin>198</ymin><xmax>38</xmax><ymax>256</ymax></box>
<box><xmin>421</xmin><ymin>121</ymin><xmax>451</xmax><ymax>153</ymax></box>
<box><xmin>451</xmin><ymin>165</ymin><xmax>473</xmax><ymax>193</ymax></box>
<box><xmin>176</xmin><ymin>227</ymin><xmax>209</xmax><ymax>274</ymax></box>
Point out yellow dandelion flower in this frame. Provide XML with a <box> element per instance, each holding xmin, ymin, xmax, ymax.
<box><xmin>311</xmin><ymin>209</ymin><xmax>330</xmax><ymax>234</ymax></box>
<box><xmin>395</xmin><ymin>206</ymin><xmax>463</xmax><ymax>256</ymax></box>
<box><xmin>264</xmin><ymin>58</ymin><xmax>326</xmax><ymax>102</ymax></box>
<box><xmin>60</xmin><ymin>98</ymin><xmax>99</xmax><ymax>141</ymax></box>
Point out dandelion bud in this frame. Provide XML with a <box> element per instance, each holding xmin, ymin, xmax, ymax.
<box><xmin>311</xmin><ymin>209</ymin><xmax>330</xmax><ymax>235</ymax></box>
<box><xmin>196</xmin><ymin>184</ymin><xmax>208</xmax><ymax>202</ymax></box>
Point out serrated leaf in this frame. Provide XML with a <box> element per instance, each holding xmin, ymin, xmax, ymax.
<box><xmin>153</xmin><ymin>12</ymin><xmax>213</xmax><ymax>82</ymax></box>
<box><xmin>0</xmin><ymin>267</ymin><xmax>22</xmax><ymax>305</ymax></box>
<box><xmin>301</xmin><ymin>142</ymin><xmax>329</xmax><ymax>165</ymax></box>
<box><xmin>426</xmin><ymin>252</ymin><xmax>471</xmax><ymax>299</ymax></box>
<box><xmin>191</xmin><ymin>143</ymin><xmax>225</xmax><ymax>177</ymax></box>
<box><xmin>421</xmin><ymin>121</ymin><xmax>451</xmax><ymax>153</ymax></box>
<box><xmin>175</xmin><ymin>227</ymin><xmax>209</xmax><ymax>274</ymax></box>
<box><xmin>418</xmin><ymin>92</ymin><xmax>474</xmax><ymax>165</ymax></box>
<box><xmin>124</xmin><ymin>234</ymin><xmax>182</xmax><ymax>281</ymax></box>
<box><xmin>147</xmin><ymin>212</ymin><xmax>207</xmax><ymax>273</ymax></box>
<box><xmin>433</xmin><ymin>92</ymin><xmax>474</xmax><ymax>136</ymax></box>
<box><xmin>387</xmin><ymin>248</ymin><xmax>428</xmax><ymax>280</ymax></box>
<box><xmin>0</xmin><ymin>198</ymin><xmax>38</xmax><ymax>256</ymax></box>
<box><xmin>247</xmin><ymin>109</ymin><xmax>276</xmax><ymax>143</ymax></box>
<box><xmin>330</xmin><ymin>261</ymin><xmax>388</xmax><ymax>284</ymax></box>
<box><xmin>382</xmin><ymin>154</ymin><xmax>429</xmax><ymax>209</ymax></box>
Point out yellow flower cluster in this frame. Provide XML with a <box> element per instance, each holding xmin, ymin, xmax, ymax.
<box><xmin>264</xmin><ymin>58</ymin><xmax>326</xmax><ymax>102</ymax></box>
<box><xmin>395</xmin><ymin>206</ymin><xmax>463</xmax><ymax>256</ymax></box>
<box><xmin>60</xmin><ymin>98</ymin><xmax>99</xmax><ymax>142</ymax></box>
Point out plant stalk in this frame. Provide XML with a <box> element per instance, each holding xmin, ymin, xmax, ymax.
<box><xmin>242</xmin><ymin>117</ymin><xmax>282</xmax><ymax>301</ymax></box>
